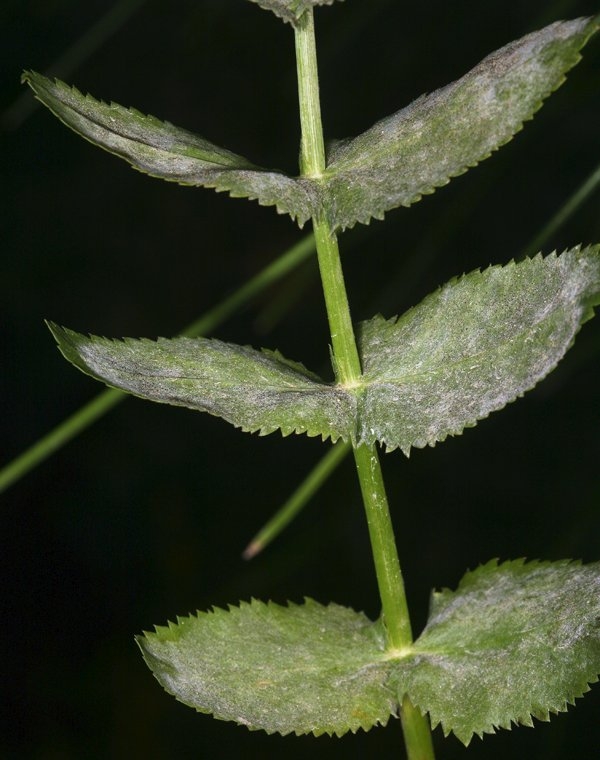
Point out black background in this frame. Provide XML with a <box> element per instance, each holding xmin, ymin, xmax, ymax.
<box><xmin>2</xmin><ymin>0</ymin><xmax>600</xmax><ymax>757</ymax></box>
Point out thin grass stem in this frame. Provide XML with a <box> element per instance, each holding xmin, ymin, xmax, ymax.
<box><xmin>522</xmin><ymin>160</ymin><xmax>600</xmax><ymax>259</ymax></box>
<box><xmin>242</xmin><ymin>441</ymin><xmax>350</xmax><ymax>558</ymax></box>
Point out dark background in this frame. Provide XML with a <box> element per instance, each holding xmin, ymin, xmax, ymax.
<box><xmin>2</xmin><ymin>0</ymin><xmax>599</xmax><ymax>757</ymax></box>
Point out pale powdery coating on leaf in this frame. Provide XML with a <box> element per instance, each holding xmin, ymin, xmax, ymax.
<box><xmin>137</xmin><ymin>599</ymin><xmax>395</xmax><ymax>736</ymax></box>
<box><xmin>47</xmin><ymin>325</ymin><xmax>354</xmax><ymax>443</ymax></box>
<box><xmin>246</xmin><ymin>0</ymin><xmax>344</xmax><ymax>25</ymax></box>
<box><xmin>47</xmin><ymin>246</ymin><xmax>600</xmax><ymax>453</ymax></box>
<box><xmin>323</xmin><ymin>17</ymin><xmax>598</xmax><ymax>230</ymax></box>
<box><xmin>22</xmin><ymin>72</ymin><xmax>316</xmax><ymax>227</ymax></box>
<box><xmin>23</xmin><ymin>17</ymin><xmax>598</xmax><ymax>231</ymax></box>
<box><xmin>137</xmin><ymin>562</ymin><xmax>600</xmax><ymax>742</ymax></box>
<box><xmin>355</xmin><ymin>246</ymin><xmax>600</xmax><ymax>452</ymax></box>
<box><xmin>394</xmin><ymin>560</ymin><xmax>600</xmax><ymax>744</ymax></box>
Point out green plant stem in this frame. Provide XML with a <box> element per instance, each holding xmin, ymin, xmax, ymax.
<box><xmin>294</xmin><ymin>11</ymin><xmax>434</xmax><ymax>759</ymax></box>
<box><xmin>353</xmin><ymin>443</ymin><xmax>413</xmax><ymax>649</ymax></box>
<box><xmin>294</xmin><ymin>10</ymin><xmax>326</xmax><ymax>177</ymax></box>
<box><xmin>400</xmin><ymin>695</ymin><xmax>436</xmax><ymax>760</ymax></box>
<box><xmin>295</xmin><ymin>12</ymin><xmax>360</xmax><ymax>383</ymax></box>
<box><xmin>294</xmin><ymin>0</ymin><xmax>410</xmax><ymax>655</ymax></box>
<box><xmin>0</xmin><ymin>233</ymin><xmax>315</xmax><ymax>495</ymax></box>
<box><xmin>312</xmin><ymin>216</ymin><xmax>362</xmax><ymax>383</ymax></box>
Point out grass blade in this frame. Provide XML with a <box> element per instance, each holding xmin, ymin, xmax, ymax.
<box><xmin>522</xmin><ymin>160</ymin><xmax>600</xmax><ymax>259</ymax></box>
<box><xmin>242</xmin><ymin>440</ymin><xmax>350</xmax><ymax>558</ymax></box>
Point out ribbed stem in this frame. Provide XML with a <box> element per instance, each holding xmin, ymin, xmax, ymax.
<box><xmin>294</xmin><ymin>10</ymin><xmax>326</xmax><ymax>177</ymax></box>
<box><xmin>294</xmin><ymin>11</ymin><xmax>434</xmax><ymax>760</ymax></box>
<box><xmin>353</xmin><ymin>443</ymin><xmax>413</xmax><ymax>649</ymax></box>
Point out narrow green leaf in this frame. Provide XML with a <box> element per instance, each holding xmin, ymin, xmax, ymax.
<box><xmin>137</xmin><ymin>598</ymin><xmax>394</xmax><ymax>736</ymax></box>
<box><xmin>22</xmin><ymin>71</ymin><xmax>316</xmax><ymax>227</ymax></box>
<box><xmin>356</xmin><ymin>245</ymin><xmax>600</xmax><ymax>453</ymax></box>
<box><xmin>322</xmin><ymin>16</ymin><xmax>599</xmax><ymax>230</ymax></box>
<box><xmin>47</xmin><ymin>323</ymin><xmax>353</xmax><ymax>442</ymax></box>
<box><xmin>396</xmin><ymin>559</ymin><xmax>600</xmax><ymax>744</ymax></box>
<box><xmin>246</xmin><ymin>0</ymin><xmax>344</xmax><ymax>26</ymax></box>
<box><xmin>46</xmin><ymin>246</ymin><xmax>600</xmax><ymax>453</ymax></box>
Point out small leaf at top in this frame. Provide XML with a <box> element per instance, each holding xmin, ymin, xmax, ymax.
<box><xmin>322</xmin><ymin>16</ymin><xmax>599</xmax><ymax>230</ymax></box>
<box><xmin>47</xmin><ymin>324</ymin><xmax>354</xmax><ymax>443</ymax></box>
<box><xmin>137</xmin><ymin>598</ymin><xmax>394</xmax><ymax>736</ymax></box>
<box><xmin>393</xmin><ymin>559</ymin><xmax>600</xmax><ymax>744</ymax></box>
<box><xmin>22</xmin><ymin>71</ymin><xmax>317</xmax><ymax>227</ymax></box>
<box><xmin>246</xmin><ymin>0</ymin><xmax>344</xmax><ymax>25</ymax></box>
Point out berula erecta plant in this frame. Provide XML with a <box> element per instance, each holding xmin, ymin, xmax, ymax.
<box><xmin>21</xmin><ymin>1</ymin><xmax>600</xmax><ymax>758</ymax></box>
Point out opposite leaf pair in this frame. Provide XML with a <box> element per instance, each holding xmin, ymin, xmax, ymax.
<box><xmin>48</xmin><ymin>246</ymin><xmax>600</xmax><ymax>455</ymax></box>
<box><xmin>138</xmin><ymin>559</ymin><xmax>600</xmax><ymax>745</ymax></box>
<box><xmin>23</xmin><ymin>16</ymin><xmax>599</xmax><ymax>231</ymax></box>
<box><xmin>23</xmin><ymin>3</ymin><xmax>600</xmax><ymax>752</ymax></box>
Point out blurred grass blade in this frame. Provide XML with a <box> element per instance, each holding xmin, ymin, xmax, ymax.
<box><xmin>0</xmin><ymin>234</ymin><xmax>315</xmax><ymax>495</ymax></box>
<box><xmin>0</xmin><ymin>390</ymin><xmax>124</xmax><ymax>494</ymax></box>
<box><xmin>522</xmin><ymin>160</ymin><xmax>600</xmax><ymax>259</ymax></box>
<box><xmin>242</xmin><ymin>441</ymin><xmax>350</xmax><ymax>558</ymax></box>
<box><xmin>2</xmin><ymin>0</ymin><xmax>147</xmax><ymax>130</ymax></box>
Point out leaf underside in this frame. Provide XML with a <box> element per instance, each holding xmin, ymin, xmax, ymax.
<box><xmin>246</xmin><ymin>0</ymin><xmax>344</xmax><ymax>25</ymax></box>
<box><xmin>138</xmin><ymin>560</ymin><xmax>600</xmax><ymax>744</ymax></box>
<box><xmin>48</xmin><ymin>246</ymin><xmax>600</xmax><ymax>455</ymax></box>
<box><xmin>22</xmin><ymin>17</ymin><xmax>598</xmax><ymax>231</ymax></box>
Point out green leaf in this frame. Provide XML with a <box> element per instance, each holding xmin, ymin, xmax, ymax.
<box><xmin>246</xmin><ymin>0</ymin><xmax>344</xmax><ymax>26</ymax></box>
<box><xmin>322</xmin><ymin>16</ymin><xmax>599</xmax><ymax>230</ymax></box>
<box><xmin>137</xmin><ymin>561</ymin><xmax>600</xmax><ymax>741</ymax></box>
<box><xmin>356</xmin><ymin>245</ymin><xmax>600</xmax><ymax>453</ymax></box>
<box><xmin>46</xmin><ymin>324</ymin><xmax>353</xmax><ymax>442</ymax></box>
<box><xmin>396</xmin><ymin>559</ymin><xmax>600</xmax><ymax>744</ymax></box>
<box><xmin>47</xmin><ymin>246</ymin><xmax>600</xmax><ymax>453</ymax></box>
<box><xmin>137</xmin><ymin>598</ymin><xmax>394</xmax><ymax>736</ymax></box>
<box><xmin>21</xmin><ymin>71</ymin><xmax>316</xmax><ymax>227</ymax></box>
<box><xmin>23</xmin><ymin>18</ymin><xmax>598</xmax><ymax>233</ymax></box>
